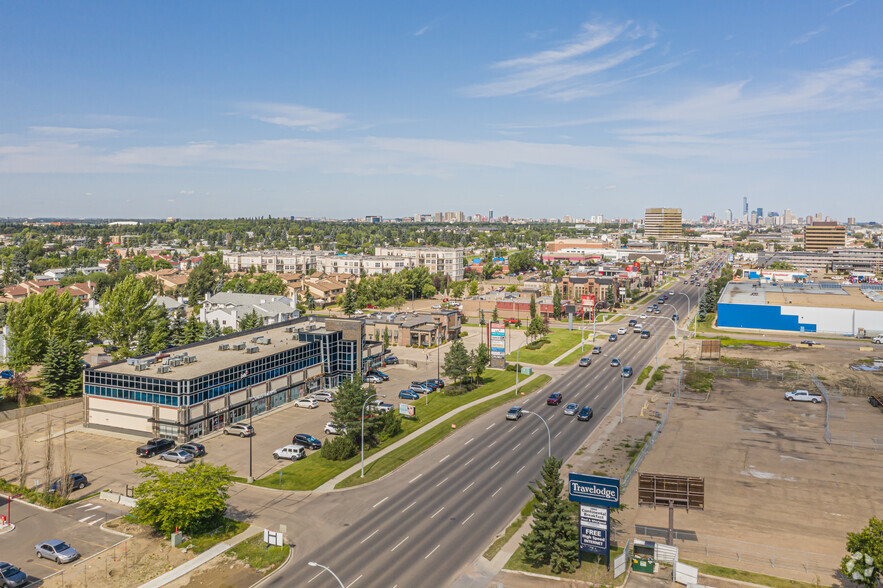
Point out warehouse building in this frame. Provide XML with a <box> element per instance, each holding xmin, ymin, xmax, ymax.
<box><xmin>83</xmin><ymin>317</ymin><xmax>384</xmax><ymax>441</ymax></box>
<box><xmin>716</xmin><ymin>281</ymin><xmax>883</xmax><ymax>336</ymax></box>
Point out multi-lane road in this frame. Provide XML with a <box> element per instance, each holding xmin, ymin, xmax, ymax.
<box><xmin>261</xmin><ymin>277</ymin><xmax>707</xmax><ymax>588</ymax></box>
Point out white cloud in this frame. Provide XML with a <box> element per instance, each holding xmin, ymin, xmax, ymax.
<box><xmin>414</xmin><ymin>25</ymin><xmax>430</xmax><ymax>36</ymax></box>
<box><xmin>790</xmin><ymin>25</ymin><xmax>827</xmax><ymax>46</ymax></box>
<box><xmin>179</xmin><ymin>189</ymin><xmax>195</xmax><ymax>195</ymax></box>
<box><xmin>243</xmin><ymin>102</ymin><xmax>351</xmax><ymax>131</ymax></box>
<box><xmin>832</xmin><ymin>0</ymin><xmax>858</xmax><ymax>14</ymax></box>
<box><xmin>30</xmin><ymin>126</ymin><xmax>121</xmax><ymax>138</ymax></box>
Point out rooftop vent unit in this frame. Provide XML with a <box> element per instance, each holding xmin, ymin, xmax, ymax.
<box><xmin>218</xmin><ymin>343</ymin><xmax>230</xmax><ymax>351</ymax></box>
<box><xmin>170</xmin><ymin>358</ymin><xmax>183</xmax><ymax>367</ymax></box>
<box><xmin>254</xmin><ymin>336</ymin><xmax>271</xmax><ymax>345</ymax></box>
<box><xmin>157</xmin><ymin>365</ymin><xmax>171</xmax><ymax>374</ymax></box>
<box><xmin>126</xmin><ymin>358</ymin><xmax>138</xmax><ymax>366</ymax></box>
<box><xmin>184</xmin><ymin>355</ymin><xmax>197</xmax><ymax>364</ymax></box>
<box><xmin>135</xmin><ymin>363</ymin><xmax>150</xmax><ymax>371</ymax></box>
<box><xmin>232</xmin><ymin>342</ymin><xmax>247</xmax><ymax>351</ymax></box>
<box><xmin>284</xmin><ymin>326</ymin><xmax>295</xmax><ymax>333</ymax></box>
<box><xmin>162</xmin><ymin>358</ymin><xmax>171</xmax><ymax>366</ymax></box>
<box><xmin>245</xmin><ymin>346</ymin><xmax>260</xmax><ymax>354</ymax></box>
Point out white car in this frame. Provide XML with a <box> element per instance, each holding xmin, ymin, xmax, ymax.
<box><xmin>324</xmin><ymin>422</ymin><xmax>346</xmax><ymax>435</ymax></box>
<box><xmin>293</xmin><ymin>397</ymin><xmax>319</xmax><ymax>409</ymax></box>
<box><xmin>273</xmin><ymin>444</ymin><xmax>306</xmax><ymax>461</ymax></box>
<box><xmin>310</xmin><ymin>390</ymin><xmax>335</xmax><ymax>402</ymax></box>
<box><xmin>431</xmin><ymin>304</ymin><xmax>441</xmax><ymax>309</ymax></box>
<box><xmin>617</xmin><ymin>327</ymin><xmax>627</xmax><ymax>335</ymax></box>
<box><xmin>640</xmin><ymin>314</ymin><xmax>647</xmax><ymax>319</ymax></box>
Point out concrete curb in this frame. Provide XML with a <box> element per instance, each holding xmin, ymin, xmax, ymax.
<box><xmin>249</xmin><ymin>542</ymin><xmax>295</xmax><ymax>588</ymax></box>
<box><xmin>501</xmin><ymin>568</ymin><xmax>596</xmax><ymax>585</ymax></box>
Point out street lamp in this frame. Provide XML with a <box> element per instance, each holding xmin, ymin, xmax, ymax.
<box><xmin>361</xmin><ymin>393</ymin><xmax>386</xmax><ymax>478</ymax></box>
<box><xmin>522</xmin><ymin>410</ymin><xmax>551</xmax><ymax>457</ymax></box>
<box><xmin>514</xmin><ymin>348</ymin><xmax>520</xmax><ymax>396</ymax></box>
<box><xmin>307</xmin><ymin>561</ymin><xmax>345</xmax><ymax>588</ymax></box>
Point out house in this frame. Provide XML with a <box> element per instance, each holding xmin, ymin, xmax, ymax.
<box><xmin>303</xmin><ymin>278</ymin><xmax>347</xmax><ymax>307</ymax></box>
<box><xmin>153</xmin><ymin>296</ymin><xmax>187</xmax><ymax>315</ymax></box>
<box><xmin>198</xmin><ymin>292</ymin><xmax>299</xmax><ymax>330</ymax></box>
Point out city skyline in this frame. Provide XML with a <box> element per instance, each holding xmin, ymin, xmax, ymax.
<box><xmin>1</xmin><ymin>1</ymin><xmax>881</xmax><ymax>220</ymax></box>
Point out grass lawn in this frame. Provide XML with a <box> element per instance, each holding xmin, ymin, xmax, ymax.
<box><xmin>188</xmin><ymin>518</ymin><xmax>250</xmax><ymax>553</ymax></box>
<box><xmin>254</xmin><ymin>370</ymin><xmax>519</xmax><ymax>491</ymax></box>
<box><xmin>507</xmin><ymin>329</ymin><xmax>584</xmax><ymax>365</ymax></box>
<box><xmin>227</xmin><ymin>532</ymin><xmax>290</xmax><ymax>573</ymax></box>
<box><xmin>696</xmin><ymin>335</ymin><xmax>791</xmax><ymax>348</ymax></box>
<box><xmin>556</xmin><ymin>344</ymin><xmax>594</xmax><ymax>366</ymax></box>
<box><xmin>636</xmin><ymin>365</ymin><xmax>653</xmax><ymax>385</ymax></box>
<box><xmin>680</xmin><ymin>560</ymin><xmax>825</xmax><ymax>588</ymax></box>
<box><xmin>337</xmin><ymin>374</ymin><xmax>552</xmax><ymax>488</ymax></box>
<box><xmin>504</xmin><ymin>543</ymin><xmax>626</xmax><ymax>586</ymax></box>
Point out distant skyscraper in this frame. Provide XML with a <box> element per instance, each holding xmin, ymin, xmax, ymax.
<box><xmin>488</xmin><ymin>209</ymin><xmax>494</xmax><ymax>221</ymax></box>
<box><xmin>848</xmin><ymin>217</ymin><xmax>856</xmax><ymax>226</ymax></box>
<box><xmin>743</xmin><ymin>197</ymin><xmax>748</xmax><ymax>216</ymax></box>
<box><xmin>756</xmin><ymin>207</ymin><xmax>763</xmax><ymax>218</ymax></box>
<box><xmin>644</xmin><ymin>207</ymin><xmax>682</xmax><ymax>240</ymax></box>
<box><xmin>725</xmin><ymin>209</ymin><xmax>733</xmax><ymax>222</ymax></box>
<box><xmin>783</xmin><ymin>209</ymin><xmax>793</xmax><ymax>225</ymax></box>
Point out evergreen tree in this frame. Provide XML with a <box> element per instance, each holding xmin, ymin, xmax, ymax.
<box><xmin>470</xmin><ymin>342</ymin><xmax>490</xmax><ymax>383</ymax></box>
<box><xmin>169</xmin><ymin>311</ymin><xmax>186</xmax><ymax>346</ymax></box>
<box><xmin>238</xmin><ymin>310</ymin><xmax>262</xmax><ymax>331</ymax></box>
<box><xmin>201</xmin><ymin>321</ymin><xmax>214</xmax><ymax>340</ymax></box>
<box><xmin>0</xmin><ymin>303</ymin><xmax>7</xmax><ymax>328</ymax></box>
<box><xmin>329</xmin><ymin>375</ymin><xmax>382</xmax><ymax>450</ymax></box>
<box><xmin>442</xmin><ymin>339</ymin><xmax>472</xmax><ymax>387</ymax></box>
<box><xmin>10</xmin><ymin>250</ymin><xmax>27</xmax><ymax>277</ymax></box>
<box><xmin>491</xmin><ymin>306</ymin><xmax>499</xmax><ymax>323</ymax></box>
<box><xmin>184</xmin><ymin>316</ymin><xmax>203</xmax><ymax>344</ymax></box>
<box><xmin>552</xmin><ymin>286</ymin><xmax>562</xmax><ymax>319</ymax></box>
<box><xmin>342</xmin><ymin>287</ymin><xmax>357</xmax><ymax>317</ymax></box>
<box><xmin>383</xmin><ymin>327</ymin><xmax>390</xmax><ymax>348</ymax></box>
<box><xmin>529</xmin><ymin>294</ymin><xmax>537</xmax><ymax>319</ymax></box>
<box><xmin>526</xmin><ymin>314</ymin><xmax>548</xmax><ymax>343</ymax></box>
<box><xmin>520</xmin><ymin>456</ymin><xmax>579</xmax><ymax>574</ymax></box>
<box><xmin>305</xmin><ymin>290</ymin><xmax>316</xmax><ymax>311</ymax></box>
<box><xmin>40</xmin><ymin>337</ymin><xmax>69</xmax><ymax>398</ymax></box>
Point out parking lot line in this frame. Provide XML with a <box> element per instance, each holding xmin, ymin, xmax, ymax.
<box><xmin>79</xmin><ymin>515</ymin><xmax>95</xmax><ymax>523</ymax></box>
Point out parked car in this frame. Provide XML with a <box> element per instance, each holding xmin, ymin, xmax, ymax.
<box><xmin>547</xmin><ymin>393</ymin><xmax>563</xmax><ymax>405</ymax></box>
<box><xmin>367</xmin><ymin>399</ymin><xmax>393</xmax><ymax>414</ymax></box>
<box><xmin>577</xmin><ymin>406</ymin><xmax>594</xmax><ymax>421</ymax></box>
<box><xmin>506</xmin><ymin>406</ymin><xmax>523</xmax><ymax>421</ymax></box>
<box><xmin>48</xmin><ymin>473</ymin><xmax>88</xmax><ymax>493</ymax></box>
<box><xmin>0</xmin><ymin>562</ymin><xmax>27</xmax><ymax>588</ymax></box>
<box><xmin>578</xmin><ymin>357</ymin><xmax>591</xmax><ymax>367</ymax></box>
<box><xmin>427</xmin><ymin>378</ymin><xmax>445</xmax><ymax>389</ymax></box>
<box><xmin>367</xmin><ymin>370</ymin><xmax>389</xmax><ymax>381</ymax></box>
<box><xmin>324</xmin><ymin>422</ymin><xmax>346</xmax><ymax>435</ymax></box>
<box><xmin>419</xmin><ymin>380</ymin><xmax>441</xmax><ymax>391</ymax></box>
<box><xmin>0</xmin><ymin>370</ymin><xmax>14</xmax><ymax>379</ymax></box>
<box><xmin>410</xmin><ymin>383</ymin><xmax>431</xmax><ymax>394</ymax></box>
<box><xmin>136</xmin><ymin>438</ymin><xmax>175</xmax><ymax>457</ymax></box>
<box><xmin>785</xmin><ymin>390</ymin><xmax>822</xmax><ymax>403</ymax></box>
<box><xmin>310</xmin><ymin>390</ymin><xmax>335</xmax><ymax>403</ymax></box>
<box><xmin>224</xmin><ymin>423</ymin><xmax>255</xmax><ymax>437</ymax></box>
<box><xmin>621</xmin><ymin>367</ymin><xmax>633</xmax><ymax>378</ymax></box>
<box><xmin>273</xmin><ymin>444</ymin><xmax>306</xmax><ymax>461</ymax></box>
<box><xmin>563</xmin><ymin>403</ymin><xmax>580</xmax><ymax>416</ymax></box>
<box><xmin>178</xmin><ymin>443</ymin><xmax>206</xmax><ymax>457</ymax></box>
<box><xmin>365</xmin><ymin>374</ymin><xmax>384</xmax><ymax>384</ymax></box>
<box><xmin>292</xmin><ymin>434</ymin><xmax>322</xmax><ymax>450</ymax></box>
<box><xmin>610</xmin><ymin>358</ymin><xmax>621</xmax><ymax>367</ymax></box>
<box><xmin>399</xmin><ymin>389</ymin><xmax>420</xmax><ymax>400</ymax></box>
<box><xmin>608</xmin><ymin>334</ymin><xmax>618</xmax><ymax>342</ymax></box>
<box><xmin>293</xmin><ymin>397</ymin><xmax>319</xmax><ymax>409</ymax></box>
<box><xmin>872</xmin><ymin>335</ymin><xmax>883</xmax><ymax>344</ymax></box>
<box><xmin>384</xmin><ymin>355</ymin><xmax>399</xmax><ymax>365</ymax></box>
<box><xmin>159</xmin><ymin>449</ymin><xmax>194</xmax><ymax>464</ymax></box>
<box><xmin>592</xmin><ymin>346</ymin><xmax>602</xmax><ymax>354</ymax></box>
<box><xmin>35</xmin><ymin>540</ymin><xmax>79</xmax><ymax>564</ymax></box>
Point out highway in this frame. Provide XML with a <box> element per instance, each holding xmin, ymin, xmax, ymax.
<box><xmin>261</xmin><ymin>268</ymin><xmax>712</xmax><ymax>588</ymax></box>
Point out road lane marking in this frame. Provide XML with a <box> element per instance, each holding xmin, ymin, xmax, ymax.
<box><xmin>486</xmin><ymin>423</ymin><xmax>496</xmax><ymax>431</ymax></box>
<box><xmin>436</xmin><ymin>477</ymin><xmax>448</xmax><ymax>488</ymax></box>
<box><xmin>79</xmin><ymin>515</ymin><xmax>94</xmax><ymax>523</ymax></box>
<box><xmin>425</xmin><ymin>544</ymin><xmax>441</xmax><ymax>559</ymax></box>
<box><xmin>308</xmin><ymin>569</ymin><xmax>325</xmax><ymax>582</ymax></box>
<box><xmin>490</xmin><ymin>460</ymin><xmax>500</xmax><ymax>469</ymax></box>
<box><xmin>431</xmin><ymin>506</ymin><xmax>445</xmax><ymax>518</ymax></box>
<box><xmin>464</xmin><ymin>457</ymin><xmax>474</xmax><ymax>467</ymax></box>
<box><xmin>462</xmin><ymin>512</ymin><xmax>475</xmax><ymax>526</ymax></box>
<box><xmin>346</xmin><ymin>574</ymin><xmax>363</xmax><ymax>587</ymax></box>
<box><xmin>409</xmin><ymin>473</ymin><xmax>423</xmax><ymax>484</ymax></box>
<box><xmin>555</xmin><ymin>431</ymin><xmax>562</xmax><ymax>438</ymax></box>
<box><xmin>492</xmin><ymin>487</ymin><xmax>502</xmax><ymax>497</ymax></box>
<box><xmin>402</xmin><ymin>501</ymin><xmax>417</xmax><ymax>513</ymax></box>
<box><xmin>465</xmin><ymin>437</ymin><xmax>474</xmax><ymax>445</ymax></box>
<box><xmin>516</xmin><ymin>465</ymin><xmax>525</xmax><ymax>474</ymax></box>
<box><xmin>462</xmin><ymin>481</ymin><xmax>475</xmax><ymax>493</ymax></box>
<box><xmin>76</xmin><ymin>503</ymin><xmax>93</xmax><ymax>509</ymax></box>
<box><xmin>512</xmin><ymin>443</ymin><xmax>521</xmax><ymax>451</ymax></box>
<box><xmin>488</xmin><ymin>440</ymin><xmax>497</xmax><ymax>448</ymax></box>
<box><xmin>439</xmin><ymin>454</ymin><xmax>450</xmax><ymax>463</ymax></box>
<box><xmin>85</xmin><ymin>505</ymin><xmax>102</xmax><ymax>511</ymax></box>
<box><xmin>391</xmin><ymin>536</ymin><xmax>409</xmax><ymax>552</ymax></box>
<box><xmin>360</xmin><ymin>529</ymin><xmax>379</xmax><ymax>544</ymax></box>
<box><xmin>373</xmin><ymin>497</ymin><xmax>389</xmax><ymax>508</ymax></box>
<box><xmin>547</xmin><ymin>414</ymin><xmax>555</xmax><ymax>421</ymax></box>
<box><xmin>536</xmin><ymin>448</ymin><xmax>544</xmax><ymax>456</ymax></box>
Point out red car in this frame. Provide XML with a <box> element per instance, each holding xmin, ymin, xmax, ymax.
<box><xmin>546</xmin><ymin>393</ymin><xmax>563</xmax><ymax>405</ymax></box>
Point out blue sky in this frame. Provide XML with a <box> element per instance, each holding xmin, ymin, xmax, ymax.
<box><xmin>1</xmin><ymin>1</ymin><xmax>881</xmax><ymax>221</ymax></box>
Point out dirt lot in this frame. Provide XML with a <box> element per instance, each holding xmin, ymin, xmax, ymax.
<box><xmin>614</xmin><ymin>342</ymin><xmax>883</xmax><ymax>585</ymax></box>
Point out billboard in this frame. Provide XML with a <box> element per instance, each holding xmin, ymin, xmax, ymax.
<box><xmin>637</xmin><ymin>473</ymin><xmax>705</xmax><ymax>510</ymax></box>
<box><xmin>580</xmin><ymin>294</ymin><xmax>595</xmax><ymax>309</ymax></box>
<box><xmin>569</xmin><ymin>473</ymin><xmax>620</xmax><ymax>508</ymax></box>
<box><xmin>398</xmin><ymin>404</ymin><xmax>416</xmax><ymax>417</ymax></box>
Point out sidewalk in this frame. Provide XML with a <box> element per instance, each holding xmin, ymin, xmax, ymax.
<box><xmin>138</xmin><ymin>525</ymin><xmax>255</xmax><ymax>588</ymax></box>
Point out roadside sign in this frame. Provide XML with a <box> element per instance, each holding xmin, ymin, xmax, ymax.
<box><xmin>580</xmin><ymin>522</ymin><xmax>608</xmax><ymax>554</ymax></box>
<box><xmin>398</xmin><ymin>403</ymin><xmax>415</xmax><ymax>417</ymax></box>
<box><xmin>264</xmin><ymin>529</ymin><xmax>284</xmax><ymax>547</ymax></box>
<box><xmin>569</xmin><ymin>473</ymin><xmax>620</xmax><ymax>508</ymax></box>
<box><xmin>580</xmin><ymin>504</ymin><xmax>608</xmax><ymax>530</ymax></box>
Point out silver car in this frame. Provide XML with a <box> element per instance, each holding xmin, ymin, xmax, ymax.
<box><xmin>311</xmin><ymin>390</ymin><xmax>335</xmax><ymax>402</ymax></box>
<box><xmin>563</xmin><ymin>402</ymin><xmax>580</xmax><ymax>416</ymax></box>
<box><xmin>35</xmin><ymin>540</ymin><xmax>79</xmax><ymax>564</ymax></box>
<box><xmin>159</xmin><ymin>449</ymin><xmax>194</xmax><ymax>464</ymax></box>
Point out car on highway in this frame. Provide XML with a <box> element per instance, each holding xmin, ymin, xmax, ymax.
<box><xmin>224</xmin><ymin>423</ymin><xmax>256</xmax><ymax>437</ymax></box>
<box><xmin>384</xmin><ymin>355</ymin><xmax>399</xmax><ymax>365</ymax></box>
<box><xmin>628</xmin><ymin>319</ymin><xmax>637</xmax><ymax>327</ymax></box>
<box><xmin>399</xmin><ymin>389</ymin><xmax>420</xmax><ymax>400</ymax></box>
<box><xmin>800</xmin><ymin>339</ymin><xmax>818</xmax><ymax>346</ymax></box>
<box><xmin>617</xmin><ymin>327</ymin><xmax>627</xmax><ymax>335</ymax></box>
<box><xmin>159</xmin><ymin>449</ymin><xmax>194</xmax><ymax>464</ymax></box>
<box><xmin>179</xmin><ymin>443</ymin><xmax>206</xmax><ymax>457</ymax></box>
<box><xmin>547</xmin><ymin>392</ymin><xmax>563</xmax><ymax>405</ymax></box>
<box><xmin>669</xmin><ymin>290</ymin><xmax>675</xmax><ymax>295</ymax></box>
<box><xmin>310</xmin><ymin>390</ymin><xmax>335</xmax><ymax>403</ymax></box>
<box><xmin>292</xmin><ymin>434</ymin><xmax>322</xmax><ymax>450</ymax></box>
<box><xmin>610</xmin><ymin>358</ymin><xmax>620</xmax><ymax>367</ymax></box>
<box><xmin>785</xmin><ymin>389</ymin><xmax>822</xmax><ymax>403</ymax></box>
<box><xmin>563</xmin><ymin>402</ymin><xmax>580</xmax><ymax>415</ymax></box>
<box><xmin>578</xmin><ymin>357</ymin><xmax>591</xmax><ymax>367</ymax></box>
<box><xmin>608</xmin><ymin>333</ymin><xmax>618</xmax><ymax>342</ymax></box>
<box><xmin>506</xmin><ymin>406</ymin><xmax>523</xmax><ymax>421</ymax></box>
<box><xmin>410</xmin><ymin>383</ymin><xmax>431</xmax><ymax>394</ymax></box>
<box><xmin>654</xmin><ymin>308</ymin><xmax>661</xmax><ymax>314</ymax></box>
<box><xmin>592</xmin><ymin>346</ymin><xmax>602</xmax><ymax>354</ymax></box>
<box><xmin>427</xmin><ymin>378</ymin><xmax>446</xmax><ymax>389</ymax></box>
<box><xmin>640</xmin><ymin>313</ymin><xmax>647</xmax><ymax>319</ymax></box>
<box><xmin>324</xmin><ymin>422</ymin><xmax>346</xmax><ymax>435</ymax></box>
<box><xmin>633</xmin><ymin>323</ymin><xmax>643</xmax><ymax>333</ymax></box>
<box><xmin>672</xmin><ymin>314</ymin><xmax>679</xmax><ymax>321</ymax></box>
<box><xmin>641</xmin><ymin>330</ymin><xmax>651</xmax><ymax>339</ymax></box>
<box><xmin>621</xmin><ymin>367</ymin><xmax>633</xmax><ymax>378</ymax></box>
<box><xmin>273</xmin><ymin>444</ymin><xmax>306</xmax><ymax>461</ymax></box>
<box><xmin>35</xmin><ymin>540</ymin><xmax>79</xmax><ymax>564</ymax></box>
<box><xmin>577</xmin><ymin>406</ymin><xmax>594</xmax><ymax>421</ymax></box>
<box><xmin>135</xmin><ymin>437</ymin><xmax>175</xmax><ymax>457</ymax></box>
<box><xmin>0</xmin><ymin>562</ymin><xmax>27</xmax><ymax>588</ymax></box>
<box><xmin>293</xmin><ymin>397</ymin><xmax>319</xmax><ymax>409</ymax></box>
<box><xmin>365</xmin><ymin>374</ymin><xmax>384</xmax><ymax>384</ymax></box>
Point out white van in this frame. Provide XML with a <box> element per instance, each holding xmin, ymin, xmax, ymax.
<box><xmin>273</xmin><ymin>444</ymin><xmax>307</xmax><ymax>461</ymax></box>
<box><xmin>633</xmin><ymin>323</ymin><xmax>643</xmax><ymax>333</ymax></box>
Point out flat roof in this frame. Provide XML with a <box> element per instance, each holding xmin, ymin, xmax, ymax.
<box><xmin>720</xmin><ymin>281</ymin><xmax>883</xmax><ymax>311</ymax></box>
<box><xmin>94</xmin><ymin>320</ymin><xmax>317</xmax><ymax>379</ymax></box>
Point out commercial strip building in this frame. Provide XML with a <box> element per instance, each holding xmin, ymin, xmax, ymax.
<box><xmin>363</xmin><ymin>309</ymin><xmax>462</xmax><ymax>347</ymax></box>
<box><xmin>804</xmin><ymin>222</ymin><xmax>846</xmax><ymax>251</ymax></box>
<box><xmin>644</xmin><ymin>208</ymin><xmax>683</xmax><ymax>240</ymax></box>
<box><xmin>83</xmin><ymin>317</ymin><xmax>384</xmax><ymax>441</ymax></box>
<box><xmin>758</xmin><ymin>248</ymin><xmax>883</xmax><ymax>274</ymax></box>
<box><xmin>716</xmin><ymin>281</ymin><xmax>883</xmax><ymax>336</ymax></box>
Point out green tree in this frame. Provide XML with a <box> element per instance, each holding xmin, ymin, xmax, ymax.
<box><xmin>421</xmin><ymin>283</ymin><xmax>437</xmax><ymax>298</ymax></box>
<box><xmin>468</xmin><ymin>279</ymin><xmax>478</xmax><ymax>297</ymax></box>
<box><xmin>40</xmin><ymin>337</ymin><xmax>83</xmax><ymax>398</ymax></box>
<box><xmin>552</xmin><ymin>286</ymin><xmax>562</xmax><ymax>319</ymax></box>
<box><xmin>442</xmin><ymin>339</ymin><xmax>472</xmax><ymax>387</ymax></box>
<box><xmin>330</xmin><ymin>375</ymin><xmax>382</xmax><ymax>451</ymax></box>
<box><xmin>238</xmin><ymin>309</ymin><xmax>263</xmax><ymax>331</ymax></box>
<box><xmin>840</xmin><ymin>517</ymin><xmax>883</xmax><ymax>587</ymax></box>
<box><xmin>97</xmin><ymin>275</ymin><xmax>166</xmax><ymax>358</ymax></box>
<box><xmin>304</xmin><ymin>290</ymin><xmax>316</xmax><ymax>311</ymax></box>
<box><xmin>168</xmin><ymin>311</ymin><xmax>186</xmax><ymax>347</ymax></box>
<box><xmin>526</xmin><ymin>314</ymin><xmax>547</xmax><ymax>343</ymax></box>
<box><xmin>470</xmin><ymin>342</ymin><xmax>490</xmax><ymax>383</ymax></box>
<box><xmin>342</xmin><ymin>287</ymin><xmax>357</xmax><ymax>317</ymax></box>
<box><xmin>6</xmin><ymin>289</ymin><xmax>89</xmax><ymax>372</ymax></box>
<box><xmin>184</xmin><ymin>316</ymin><xmax>203</xmax><ymax>344</ymax></box>
<box><xmin>131</xmin><ymin>462</ymin><xmax>236</xmax><ymax>535</ymax></box>
<box><xmin>529</xmin><ymin>294</ymin><xmax>537</xmax><ymax>319</ymax></box>
<box><xmin>451</xmin><ymin>281</ymin><xmax>466</xmax><ymax>299</ymax></box>
<box><xmin>520</xmin><ymin>456</ymin><xmax>579</xmax><ymax>574</ymax></box>
<box><xmin>184</xmin><ymin>256</ymin><xmax>224</xmax><ymax>306</ymax></box>
<box><xmin>491</xmin><ymin>306</ymin><xmax>499</xmax><ymax>323</ymax></box>
<box><xmin>508</xmin><ymin>249</ymin><xmax>534</xmax><ymax>273</ymax></box>
<box><xmin>383</xmin><ymin>327</ymin><xmax>390</xmax><ymax>348</ymax></box>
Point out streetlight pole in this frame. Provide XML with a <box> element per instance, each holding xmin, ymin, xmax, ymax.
<box><xmin>307</xmin><ymin>562</ymin><xmax>345</xmax><ymax>588</ymax></box>
<box><xmin>361</xmin><ymin>393</ymin><xmax>386</xmax><ymax>478</ymax></box>
<box><xmin>523</xmin><ymin>410</ymin><xmax>551</xmax><ymax>457</ymax></box>
<box><xmin>247</xmin><ymin>403</ymin><xmax>254</xmax><ymax>483</ymax></box>
<box><xmin>514</xmin><ymin>348</ymin><xmax>520</xmax><ymax>396</ymax></box>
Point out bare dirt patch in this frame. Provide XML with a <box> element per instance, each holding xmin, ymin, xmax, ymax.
<box><xmin>164</xmin><ymin>554</ymin><xmax>262</xmax><ymax>588</ymax></box>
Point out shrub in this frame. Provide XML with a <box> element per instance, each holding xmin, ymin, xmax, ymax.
<box><xmin>379</xmin><ymin>410</ymin><xmax>403</xmax><ymax>441</ymax></box>
<box><xmin>320</xmin><ymin>435</ymin><xmax>358</xmax><ymax>461</ymax></box>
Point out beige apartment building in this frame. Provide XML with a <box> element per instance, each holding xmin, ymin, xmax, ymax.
<box><xmin>374</xmin><ymin>246</ymin><xmax>464</xmax><ymax>281</ymax></box>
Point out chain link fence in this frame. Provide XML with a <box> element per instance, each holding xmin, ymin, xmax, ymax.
<box><xmin>690</xmin><ymin>363</ymin><xmax>801</xmax><ymax>381</ymax></box>
<box><xmin>621</xmin><ymin>392</ymin><xmax>675</xmax><ymax>490</ymax></box>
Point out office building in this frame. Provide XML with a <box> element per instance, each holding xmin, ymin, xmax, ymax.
<box><xmin>783</xmin><ymin>209</ymin><xmax>793</xmax><ymax>226</ymax></box>
<box><xmin>804</xmin><ymin>222</ymin><xmax>847</xmax><ymax>252</ymax></box>
<box><xmin>848</xmin><ymin>217</ymin><xmax>856</xmax><ymax>226</ymax></box>
<box><xmin>743</xmin><ymin>197</ymin><xmax>748</xmax><ymax>216</ymax></box>
<box><xmin>643</xmin><ymin>208</ymin><xmax>683</xmax><ymax>240</ymax></box>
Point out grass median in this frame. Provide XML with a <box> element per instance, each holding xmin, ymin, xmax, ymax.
<box><xmin>227</xmin><ymin>532</ymin><xmax>290</xmax><ymax>574</ymax></box>
<box><xmin>336</xmin><ymin>374</ymin><xmax>552</xmax><ymax>489</ymax></box>
<box><xmin>697</xmin><ymin>335</ymin><xmax>791</xmax><ymax>348</ymax></box>
<box><xmin>680</xmin><ymin>560</ymin><xmax>820</xmax><ymax>588</ymax></box>
<box><xmin>253</xmin><ymin>370</ymin><xmax>518</xmax><ymax>491</ymax></box>
<box><xmin>504</xmin><ymin>542</ymin><xmax>626</xmax><ymax>586</ymax></box>
<box><xmin>507</xmin><ymin>329</ymin><xmax>584</xmax><ymax>365</ymax></box>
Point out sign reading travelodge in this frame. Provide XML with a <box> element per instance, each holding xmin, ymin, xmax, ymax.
<box><xmin>568</xmin><ymin>473</ymin><xmax>620</xmax><ymax>508</ymax></box>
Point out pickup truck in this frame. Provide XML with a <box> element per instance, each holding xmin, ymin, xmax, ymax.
<box><xmin>136</xmin><ymin>437</ymin><xmax>175</xmax><ymax>457</ymax></box>
<box><xmin>367</xmin><ymin>399</ymin><xmax>393</xmax><ymax>414</ymax></box>
<box><xmin>784</xmin><ymin>390</ymin><xmax>822</xmax><ymax>403</ymax></box>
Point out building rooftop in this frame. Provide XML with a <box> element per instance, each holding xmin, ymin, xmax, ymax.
<box><xmin>720</xmin><ymin>281</ymin><xmax>883</xmax><ymax>311</ymax></box>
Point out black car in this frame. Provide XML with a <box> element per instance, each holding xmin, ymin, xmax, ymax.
<box><xmin>628</xmin><ymin>319</ymin><xmax>637</xmax><ymax>326</ymax></box>
<box><xmin>577</xmin><ymin>406</ymin><xmax>594</xmax><ymax>421</ymax></box>
<box><xmin>427</xmin><ymin>378</ymin><xmax>445</xmax><ymax>389</ymax></box>
<box><xmin>136</xmin><ymin>438</ymin><xmax>175</xmax><ymax>457</ymax></box>
<box><xmin>384</xmin><ymin>355</ymin><xmax>399</xmax><ymax>365</ymax></box>
<box><xmin>367</xmin><ymin>370</ymin><xmax>389</xmax><ymax>381</ymax></box>
<box><xmin>48</xmin><ymin>473</ymin><xmax>88</xmax><ymax>493</ymax></box>
<box><xmin>292</xmin><ymin>434</ymin><xmax>322</xmax><ymax>450</ymax></box>
<box><xmin>178</xmin><ymin>443</ymin><xmax>206</xmax><ymax>457</ymax></box>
